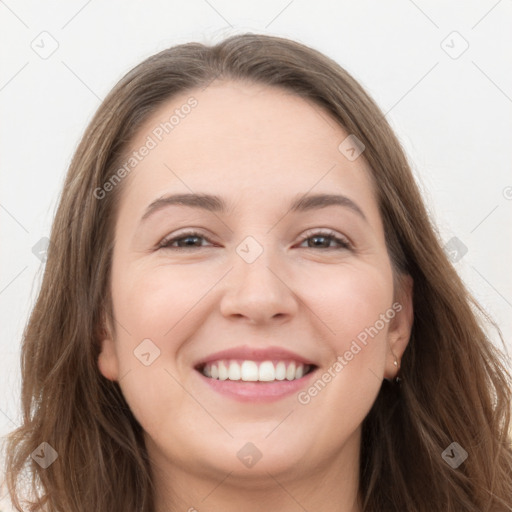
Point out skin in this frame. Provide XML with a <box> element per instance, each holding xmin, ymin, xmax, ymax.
<box><xmin>97</xmin><ymin>80</ymin><xmax>414</xmax><ymax>512</ymax></box>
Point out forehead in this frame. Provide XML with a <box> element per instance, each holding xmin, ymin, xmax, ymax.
<box><xmin>118</xmin><ymin>80</ymin><xmax>379</xmax><ymax>222</ymax></box>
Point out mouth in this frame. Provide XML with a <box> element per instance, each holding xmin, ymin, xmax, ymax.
<box><xmin>195</xmin><ymin>359</ymin><xmax>317</xmax><ymax>382</ymax></box>
<box><xmin>193</xmin><ymin>346</ymin><xmax>319</xmax><ymax>402</ymax></box>
<box><xmin>194</xmin><ymin>361</ymin><xmax>318</xmax><ymax>402</ymax></box>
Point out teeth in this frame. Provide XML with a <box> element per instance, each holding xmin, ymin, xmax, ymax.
<box><xmin>218</xmin><ymin>361</ymin><xmax>229</xmax><ymax>380</ymax></box>
<box><xmin>240</xmin><ymin>361</ymin><xmax>259</xmax><ymax>381</ymax></box>
<box><xmin>228</xmin><ymin>361</ymin><xmax>241</xmax><ymax>380</ymax></box>
<box><xmin>201</xmin><ymin>360</ymin><xmax>311</xmax><ymax>382</ymax></box>
<box><xmin>286</xmin><ymin>361</ymin><xmax>296</xmax><ymax>381</ymax></box>
<box><xmin>275</xmin><ymin>361</ymin><xmax>286</xmax><ymax>380</ymax></box>
<box><xmin>258</xmin><ymin>361</ymin><xmax>275</xmax><ymax>381</ymax></box>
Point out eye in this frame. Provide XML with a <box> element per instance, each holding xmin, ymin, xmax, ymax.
<box><xmin>296</xmin><ymin>229</ymin><xmax>352</xmax><ymax>250</ymax></box>
<box><xmin>157</xmin><ymin>229</ymin><xmax>352</xmax><ymax>251</ymax></box>
<box><xmin>158</xmin><ymin>230</ymin><xmax>213</xmax><ymax>250</ymax></box>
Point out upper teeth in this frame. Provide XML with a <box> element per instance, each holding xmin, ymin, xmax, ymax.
<box><xmin>201</xmin><ymin>360</ymin><xmax>310</xmax><ymax>382</ymax></box>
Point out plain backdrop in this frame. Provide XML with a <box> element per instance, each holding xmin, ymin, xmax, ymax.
<box><xmin>1</xmin><ymin>1</ymin><xmax>511</xmax><ymax>507</ymax></box>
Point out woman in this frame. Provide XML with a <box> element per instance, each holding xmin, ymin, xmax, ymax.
<box><xmin>3</xmin><ymin>33</ymin><xmax>511</xmax><ymax>512</ymax></box>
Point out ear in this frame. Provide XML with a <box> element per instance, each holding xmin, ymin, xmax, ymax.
<box><xmin>96</xmin><ymin>309</ymin><xmax>119</xmax><ymax>382</ymax></box>
<box><xmin>384</xmin><ymin>273</ymin><xmax>414</xmax><ymax>380</ymax></box>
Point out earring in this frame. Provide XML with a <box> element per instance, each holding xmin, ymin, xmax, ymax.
<box><xmin>393</xmin><ymin>356</ymin><xmax>401</xmax><ymax>385</ymax></box>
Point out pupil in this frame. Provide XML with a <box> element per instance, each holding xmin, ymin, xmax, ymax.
<box><xmin>310</xmin><ymin>235</ymin><xmax>328</xmax><ymax>248</ymax></box>
<box><xmin>180</xmin><ymin>236</ymin><xmax>200</xmax><ymax>246</ymax></box>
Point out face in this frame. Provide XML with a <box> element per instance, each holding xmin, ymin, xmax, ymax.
<box><xmin>98</xmin><ymin>80</ymin><xmax>413</xmax><ymax>487</ymax></box>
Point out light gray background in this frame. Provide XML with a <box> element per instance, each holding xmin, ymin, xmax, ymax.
<box><xmin>1</xmin><ymin>1</ymin><xmax>511</xmax><ymax>508</ymax></box>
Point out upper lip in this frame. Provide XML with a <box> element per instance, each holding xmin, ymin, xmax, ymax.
<box><xmin>193</xmin><ymin>345</ymin><xmax>318</xmax><ymax>369</ymax></box>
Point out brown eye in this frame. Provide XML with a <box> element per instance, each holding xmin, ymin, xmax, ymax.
<box><xmin>298</xmin><ymin>230</ymin><xmax>352</xmax><ymax>250</ymax></box>
<box><xmin>157</xmin><ymin>229</ymin><xmax>352</xmax><ymax>251</ymax></box>
<box><xmin>158</xmin><ymin>231</ymin><xmax>212</xmax><ymax>250</ymax></box>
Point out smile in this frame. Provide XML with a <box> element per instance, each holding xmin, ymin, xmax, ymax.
<box><xmin>200</xmin><ymin>359</ymin><xmax>315</xmax><ymax>382</ymax></box>
<box><xmin>193</xmin><ymin>345</ymin><xmax>319</xmax><ymax>402</ymax></box>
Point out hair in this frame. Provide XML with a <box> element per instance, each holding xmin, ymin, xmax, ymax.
<box><xmin>3</xmin><ymin>32</ymin><xmax>512</xmax><ymax>512</ymax></box>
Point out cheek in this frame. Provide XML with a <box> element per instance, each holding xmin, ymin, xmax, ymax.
<box><xmin>108</xmin><ymin>264</ymin><xmax>197</xmax><ymax>432</ymax></box>
<box><xmin>112</xmin><ymin>263</ymin><xmax>212</xmax><ymax>345</ymax></box>
<box><xmin>299</xmin><ymin>261</ymin><xmax>394</xmax><ymax>342</ymax></box>
<box><xmin>295</xmin><ymin>264</ymin><xmax>393</xmax><ymax>421</ymax></box>
<box><xmin>107</xmin><ymin>262</ymin><xmax>223</xmax><ymax>416</ymax></box>
<box><xmin>300</xmin><ymin>262</ymin><xmax>393</xmax><ymax>406</ymax></box>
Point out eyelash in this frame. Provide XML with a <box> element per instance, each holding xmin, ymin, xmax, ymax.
<box><xmin>157</xmin><ymin>229</ymin><xmax>352</xmax><ymax>251</ymax></box>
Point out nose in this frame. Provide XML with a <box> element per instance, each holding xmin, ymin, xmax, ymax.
<box><xmin>219</xmin><ymin>246</ymin><xmax>298</xmax><ymax>325</ymax></box>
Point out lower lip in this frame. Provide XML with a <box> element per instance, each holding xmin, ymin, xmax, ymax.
<box><xmin>196</xmin><ymin>368</ymin><xmax>318</xmax><ymax>403</ymax></box>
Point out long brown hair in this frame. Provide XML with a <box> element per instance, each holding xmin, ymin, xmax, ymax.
<box><xmin>3</xmin><ymin>33</ymin><xmax>511</xmax><ymax>512</ymax></box>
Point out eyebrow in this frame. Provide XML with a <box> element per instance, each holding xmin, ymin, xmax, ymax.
<box><xmin>140</xmin><ymin>192</ymin><xmax>368</xmax><ymax>223</ymax></box>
